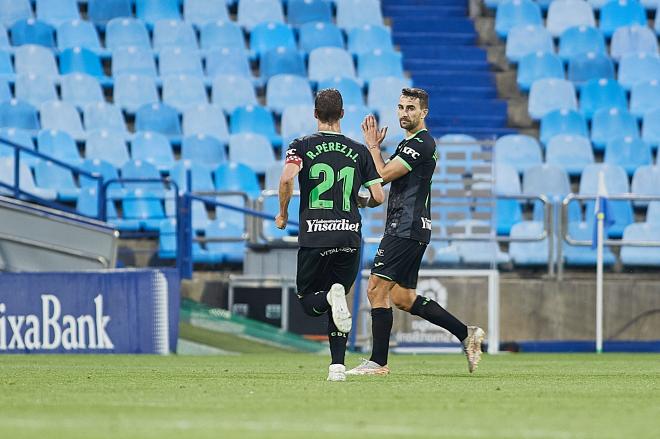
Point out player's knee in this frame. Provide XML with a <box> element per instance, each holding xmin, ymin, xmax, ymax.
<box><xmin>391</xmin><ymin>290</ymin><xmax>414</xmax><ymax>312</ymax></box>
<box><xmin>367</xmin><ymin>282</ymin><xmax>388</xmax><ymax>307</ymax></box>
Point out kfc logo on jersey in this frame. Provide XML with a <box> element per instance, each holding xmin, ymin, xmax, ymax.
<box><xmin>285</xmin><ymin>148</ymin><xmax>303</xmax><ymax>168</ymax></box>
<box><xmin>401</xmin><ymin>146</ymin><xmax>420</xmax><ymax>159</ymax></box>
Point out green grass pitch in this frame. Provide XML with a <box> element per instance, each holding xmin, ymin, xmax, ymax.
<box><xmin>1</xmin><ymin>353</ymin><xmax>658</xmax><ymax>439</ymax></box>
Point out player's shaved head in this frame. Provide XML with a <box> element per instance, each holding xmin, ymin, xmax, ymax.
<box><xmin>401</xmin><ymin>88</ymin><xmax>429</xmax><ymax>110</ymax></box>
<box><xmin>315</xmin><ymin>88</ymin><xmax>343</xmax><ymax>123</ymax></box>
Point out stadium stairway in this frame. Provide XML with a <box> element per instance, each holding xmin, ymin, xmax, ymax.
<box><xmin>383</xmin><ymin>0</ymin><xmax>516</xmax><ymax>138</ymax></box>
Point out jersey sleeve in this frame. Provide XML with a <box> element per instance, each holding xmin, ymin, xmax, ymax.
<box><xmin>361</xmin><ymin>148</ymin><xmax>383</xmax><ymax>188</ymax></box>
<box><xmin>394</xmin><ymin>138</ymin><xmax>433</xmax><ymax>171</ymax></box>
<box><xmin>284</xmin><ymin>138</ymin><xmax>304</xmax><ymax>169</ymax></box>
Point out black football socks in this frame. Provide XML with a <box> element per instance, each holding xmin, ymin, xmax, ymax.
<box><xmin>369</xmin><ymin>307</ymin><xmax>393</xmax><ymax>366</ymax></box>
<box><xmin>410</xmin><ymin>295</ymin><xmax>468</xmax><ymax>342</ymax></box>
<box><xmin>328</xmin><ymin>318</ymin><xmax>348</xmax><ymax>365</ymax></box>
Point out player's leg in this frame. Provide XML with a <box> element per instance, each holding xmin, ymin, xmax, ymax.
<box><xmin>296</xmin><ymin>248</ymin><xmax>333</xmax><ymax>317</ymax></box>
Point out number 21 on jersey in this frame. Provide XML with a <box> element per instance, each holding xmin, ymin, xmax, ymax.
<box><xmin>309</xmin><ymin>163</ymin><xmax>355</xmax><ymax>212</ymax></box>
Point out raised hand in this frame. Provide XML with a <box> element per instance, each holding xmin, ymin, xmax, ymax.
<box><xmin>361</xmin><ymin>114</ymin><xmax>388</xmax><ymax>149</ymax></box>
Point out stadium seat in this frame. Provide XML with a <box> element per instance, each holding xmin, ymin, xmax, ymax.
<box><xmin>157</xmin><ymin>218</ymin><xmax>178</xmax><ymax>259</ymax></box>
<box><xmin>579</xmin><ymin>79</ymin><xmax>627</xmax><ymax>119</ymax></box>
<box><xmin>37</xmin><ymin>129</ymin><xmax>83</xmax><ymax>166</ymax></box>
<box><xmin>184</xmin><ymin>0</ymin><xmax>230</xmax><ymax>27</ymax></box>
<box><xmin>204</xmin><ymin>219</ymin><xmax>246</xmax><ymax>264</ymax></box>
<box><xmin>14</xmin><ymin>45</ymin><xmax>58</xmax><ymax>78</ymax></box>
<box><xmin>0</xmin><ymin>50</ymin><xmax>13</xmax><ymax>81</ymax></box>
<box><xmin>229</xmin><ymin>105</ymin><xmax>281</xmax><ymax>147</ymax></box>
<box><xmin>85</xmin><ymin>130</ymin><xmax>131</xmax><ymax>168</ymax></box>
<box><xmin>298</xmin><ymin>22</ymin><xmax>344</xmax><ymax>54</ymax></box>
<box><xmin>523</xmin><ymin>164</ymin><xmax>571</xmax><ymax>200</ymax></box>
<box><xmin>10</xmin><ymin>19</ymin><xmax>56</xmax><ymax>48</ymax></box>
<box><xmin>153</xmin><ymin>20</ymin><xmax>198</xmax><ymax>51</ymax></box>
<box><xmin>0</xmin><ymin>0</ymin><xmax>32</xmax><ymax>28</ymax></box>
<box><xmin>280</xmin><ymin>104</ymin><xmax>316</xmax><ymax>147</ymax></box>
<box><xmin>591</xmin><ymin>107</ymin><xmax>639</xmax><ymax>150</ymax></box>
<box><xmin>618</xmin><ymin>53</ymin><xmax>660</xmax><ymax>90</ymax></box>
<box><xmin>495</xmin><ymin>198</ymin><xmax>524</xmax><ymax>236</ymax></box>
<box><xmin>76</xmin><ymin>187</ymin><xmax>120</xmax><ymax>220</ymax></box>
<box><xmin>0</xmin><ymin>100</ymin><xmax>39</xmax><ymax>130</ymax></box>
<box><xmin>516</xmin><ymin>51</ymin><xmax>564</xmax><ymax>91</ymax></box>
<box><xmin>308</xmin><ymin>47</ymin><xmax>357</xmax><ymax>84</ymax></box>
<box><xmin>0</xmin><ymin>127</ymin><xmax>39</xmax><ymax>168</ymax></box>
<box><xmin>183</xmin><ymin>103</ymin><xmax>230</xmax><ymax>143</ymax></box>
<box><xmin>599</xmin><ymin>0</ymin><xmax>646</xmax><ymax>37</ymax></box>
<box><xmin>131</xmin><ymin>131</ymin><xmax>175</xmax><ymax>172</ymax></box>
<box><xmin>136</xmin><ymin>0</ymin><xmax>181</xmax><ymax>27</ymax></box>
<box><xmin>642</xmin><ymin>107</ymin><xmax>660</xmax><ymax>146</ymax></box>
<box><xmin>567</xmin><ymin>52</ymin><xmax>615</xmax><ymax>84</ymax></box>
<box><xmin>237</xmin><ymin>0</ymin><xmax>284</xmax><ymax>31</ymax></box>
<box><xmin>0</xmin><ymin>78</ymin><xmax>9</xmax><ymax>102</ymax></box>
<box><xmin>170</xmin><ymin>160</ymin><xmax>215</xmax><ymax>193</ymax></box>
<box><xmin>88</xmin><ymin>0</ymin><xmax>132</xmax><ymax>26</ymax></box>
<box><xmin>611</xmin><ymin>25</ymin><xmax>659</xmax><ymax>61</ymax></box>
<box><xmin>36</xmin><ymin>0</ymin><xmax>80</xmax><ymax>27</ymax></box>
<box><xmin>358</xmin><ymin>50</ymin><xmax>404</xmax><ymax>84</ymax></box>
<box><xmin>112</xmin><ymin>46</ymin><xmax>157</xmax><ymax>78</ymax></box>
<box><xmin>545</xmin><ymin>134</ymin><xmax>595</xmax><ymax>176</ymax></box>
<box><xmin>212</xmin><ymin>75</ymin><xmax>258</xmax><ymax>115</ymax></box>
<box><xmin>620</xmin><ymin>223</ymin><xmax>660</xmax><ymax>266</ymax></box>
<box><xmin>316</xmin><ymin>78</ymin><xmax>362</xmax><ymax>108</ymax></box>
<box><xmin>113</xmin><ymin>74</ymin><xmax>159</xmax><ymax>113</ymax></box>
<box><xmin>505</xmin><ymin>25</ymin><xmax>554</xmax><ymax>62</ymax></box>
<box><xmin>540</xmin><ymin>108</ymin><xmax>589</xmax><ymax>144</ymax></box>
<box><xmin>266</xmin><ymin>74</ymin><xmax>313</xmax><ymax>114</ymax></box>
<box><xmin>563</xmin><ymin>221</ymin><xmax>616</xmax><ymax>266</ymax></box>
<box><xmin>162</xmin><ymin>75</ymin><xmax>208</xmax><ymax>112</ymax></box>
<box><xmin>0</xmin><ymin>158</ymin><xmax>56</xmax><ymax>200</ymax></box>
<box><xmin>250</xmin><ymin>22</ymin><xmax>296</xmax><ymax>59</ymax></box>
<box><xmin>558</xmin><ymin>25</ymin><xmax>606</xmax><ymax>62</ymax></box>
<box><xmin>495</xmin><ymin>0</ymin><xmax>542</xmax><ymax>38</ymax></box>
<box><xmin>580</xmin><ymin>163</ymin><xmax>633</xmax><ymax>238</ymax></box>
<box><xmin>78</xmin><ymin>158</ymin><xmax>123</xmax><ymax>197</ymax></box>
<box><xmin>288</xmin><ymin>0</ymin><xmax>332</xmax><ymax>27</ymax></box>
<box><xmin>630</xmin><ymin>80</ymin><xmax>660</xmax><ymax>118</ymax></box>
<box><xmin>348</xmin><ymin>25</ymin><xmax>394</xmax><ymax>57</ymax></box>
<box><xmin>336</xmin><ymin>0</ymin><xmax>384</xmax><ymax>30</ymax></box>
<box><xmin>200</xmin><ymin>21</ymin><xmax>246</xmax><ymax>52</ymax></box>
<box><xmin>0</xmin><ymin>25</ymin><xmax>9</xmax><ymax>50</ymax></box>
<box><xmin>182</xmin><ymin>134</ymin><xmax>227</xmax><ymax>170</ymax></box>
<box><xmin>57</xmin><ymin>20</ymin><xmax>105</xmax><ymax>55</ymax></box>
<box><xmin>528</xmin><ymin>78</ymin><xmax>577</xmax><ymax>119</ymax></box>
<box><xmin>214</xmin><ymin>161</ymin><xmax>261</xmax><ymax>197</ymax></box>
<box><xmin>647</xmin><ymin>201</ymin><xmax>660</xmax><ymax>223</ymax></box>
<box><xmin>368</xmin><ymin>76</ymin><xmax>412</xmax><ymax>111</ymax></box>
<box><xmin>59</xmin><ymin>47</ymin><xmax>110</xmax><ymax>86</ymax></box>
<box><xmin>159</xmin><ymin>46</ymin><xmax>204</xmax><ymax>78</ymax></box>
<box><xmin>135</xmin><ymin>103</ymin><xmax>182</xmax><ymax>141</ymax></box>
<box><xmin>259</xmin><ymin>47</ymin><xmax>306</xmax><ymax>82</ymax></box>
<box><xmin>120</xmin><ymin>159</ymin><xmax>166</xmax><ymax>195</ymax></box>
<box><xmin>631</xmin><ymin>165</ymin><xmax>660</xmax><ymax>207</ymax></box>
<box><xmin>60</xmin><ymin>73</ymin><xmax>104</xmax><ymax>108</ymax></box>
<box><xmin>106</xmin><ymin>18</ymin><xmax>151</xmax><ymax>51</ymax></box>
<box><xmin>15</xmin><ymin>74</ymin><xmax>58</xmax><ymax>107</ymax></box>
<box><xmin>341</xmin><ymin>105</ymin><xmax>370</xmax><ymax>140</ymax></box>
<box><xmin>547</xmin><ymin>0</ymin><xmax>595</xmax><ymax>37</ymax></box>
<box><xmin>508</xmin><ymin>221</ymin><xmax>549</xmax><ymax>265</ymax></box>
<box><xmin>84</xmin><ymin>102</ymin><xmax>128</xmax><ymax>138</ymax></box>
<box><xmin>40</xmin><ymin>100</ymin><xmax>86</xmax><ymax>140</ymax></box>
<box><xmin>34</xmin><ymin>160</ymin><xmax>80</xmax><ymax>201</ymax></box>
<box><xmin>452</xmin><ymin>220</ymin><xmax>511</xmax><ymax>265</ymax></box>
<box><xmin>494</xmin><ymin>162</ymin><xmax>522</xmax><ymax>194</ymax></box>
<box><xmin>604</xmin><ymin>136</ymin><xmax>652</xmax><ymax>175</ymax></box>
<box><xmin>494</xmin><ymin>134</ymin><xmax>543</xmax><ymax>174</ymax></box>
<box><xmin>119</xmin><ymin>188</ymin><xmax>167</xmax><ymax>231</ymax></box>
<box><xmin>265</xmin><ymin>161</ymin><xmax>289</xmax><ymax>190</ymax></box>
<box><xmin>228</xmin><ymin>133</ymin><xmax>276</xmax><ymax>174</ymax></box>
<box><xmin>206</xmin><ymin>47</ymin><xmax>253</xmax><ymax>79</ymax></box>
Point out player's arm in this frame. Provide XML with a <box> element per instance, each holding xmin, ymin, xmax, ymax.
<box><xmin>366</xmin><ymin>182</ymin><xmax>384</xmax><ymax>207</ymax></box>
<box><xmin>361</xmin><ymin>114</ymin><xmax>409</xmax><ymax>184</ymax></box>
<box><xmin>275</xmin><ymin>160</ymin><xmax>301</xmax><ymax>230</ymax></box>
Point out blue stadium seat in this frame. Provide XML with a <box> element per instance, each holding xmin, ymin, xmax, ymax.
<box><xmin>0</xmin><ymin>158</ymin><xmax>56</xmax><ymax>200</ymax></box>
<box><xmin>135</xmin><ymin>103</ymin><xmax>182</xmax><ymax>141</ymax></box>
<box><xmin>206</xmin><ymin>47</ymin><xmax>253</xmax><ymax>79</ymax></box>
<box><xmin>10</xmin><ymin>19</ymin><xmax>55</xmax><ymax>48</ymax></box>
<box><xmin>157</xmin><ymin>218</ymin><xmax>178</xmax><ymax>259</ymax></box>
<box><xmin>0</xmin><ymin>128</ymin><xmax>39</xmax><ymax>168</ymax></box>
<box><xmin>159</xmin><ymin>46</ymin><xmax>204</xmax><ymax>78</ymax></box>
<box><xmin>183</xmin><ymin>103</ymin><xmax>230</xmax><ymax>143</ymax></box>
<box><xmin>57</xmin><ymin>20</ymin><xmax>105</xmax><ymax>55</ymax></box>
<box><xmin>604</xmin><ymin>136</ymin><xmax>652</xmax><ymax>175</ymax></box>
<box><xmin>266</xmin><ymin>74</ymin><xmax>313</xmax><ymax>114</ymax></box>
<box><xmin>34</xmin><ymin>160</ymin><xmax>80</xmax><ymax>201</ymax></box>
<box><xmin>78</xmin><ymin>158</ymin><xmax>123</xmax><ymax>198</ymax></box>
<box><xmin>229</xmin><ymin>105</ymin><xmax>280</xmax><ymax>146</ymax></box>
<box><xmin>509</xmin><ymin>221</ymin><xmax>549</xmax><ymax>265</ymax></box>
<box><xmin>153</xmin><ymin>20</ymin><xmax>198</xmax><ymax>51</ymax></box>
<box><xmin>495</xmin><ymin>198</ymin><xmax>524</xmax><ymax>236</ymax></box>
<box><xmin>505</xmin><ymin>24</ymin><xmax>554</xmax><ymax>62</ymax></box>
<box><xmin>546</xmin><ymin>0</ymin><xmax>595</xmax><ymax>37</ymax></box>
<box><xmin>184</xmin><ymin>0</ymin><xmax>230</xmax><ymax>28</ymax></box>
<box><xmin>319</xmin><ymin>77</ymin><xmax>364</xmax><ymax>107</ymax></box>
<box><xmin>567</xmin><ymin>52</ymin><xmax>615</xmax><ymax>84</ymax></box>
<box><xmin>112</xmin><ymin>46</ymin><xmax>157</xmax><ymax>77</ymax></box>
<box><xmin>618</xmin><ymin>53</ymin><xmax>660</xmax><ymax>90</ymax></box>
<box><xmin>545</xmin><ymin>134</ymin><xmax>595</xmax><ymax>176</ymax></box>
<box><xmin>37</xmin><ymin>129</ymin><xmax>83</xmax><ymax>166</ymax></box>
<box><xmin>36</xmin><ymin>0</ymin><xmax>80</xmax><ymax>27</ymax></box>
<box><xmin>214</xmin><ymin>194</ymin><xmax>248</xmax><ymax>228</ymax></box>
<box><xmin>88</xmin><ymin>0</ymin><xmax>132</xmax><ymax>26</ymax></box>
<box><xmin>40</xmin><ymin>101</ymin><xmax>85</xmax><ymax>140</ymax></box>
<box><xmin>260</xmin><ymin>46</ymin><xmax>306</xmax><ymax>82</ymax></box>
<box><xmin>288</xmin><ymin>0</ymin><xmax>332</xmax><ymax>27</ymax></box>
<box><xmin>495</xmin><ymin>0</ymin><xmax>542</xmax><ymax>38</ymax></box>
<box><xmin>113</xmin><ymin>74</ymin><xmax>159</xmax><ymax>113</ymax></box>
<box><xmin>620</xmin><ymin>223</ymin><xmax>660</xmax><ymax>266</ymax></box>
<box><xmin>131</xmin><ymin>131</ymin><xmax>175</xmax><ymax>172</ymax></box>
<box><xmin>264</xmin><ymin>161</ymin><xmax>289</xmax><ymax>190</ymax></box>
<box><xmin>632</xmin><ymin>165</ymin><xmax>660</xmax><ymax>207</ymax></box>
<box><xmin>0</xmin><ymin>77</ymin><xmax>11</xmax><ymax>102</ymax></box>
<box><xmin>162</xmin><ymin>75</ymin><xmax>208</xmax><ymax>112</ymax></box>
<box><xmin>642</xmin><ymin>107</ymin><xmax>660</xmax><ymax>147</ymax></box>
<box><xmin>200</xmin><ymin>21</ymin><xmax>246</xmax><ymax>52</ymax></box>
<box><xmin>358</xmin><ymin>50</ymin><xmax>404</xmax><ymax>84</ymax></box>
<box><xmin>170</xmin><ymin>159</ymin><xmax>215</xmax><ymax>192</ymax></box>
<box><xmin>204</xmin><ymin>219</ymin><xmax>246</xmax><ymax>264</ymax></box>
<box><xmin>580</xmin><ymin>163</ymin><xmax>633</xmax><ymax>238</ymax></box>
<box><xmin>528</xmin><ymin>78</ymin><xmax>577</xmax><ymax>119</ymax></box>
<box><xmin>368</xmin><ymin>76</ymin><xmax>411</xmax><ymax>112</ymax></box>
<box><xmin>523</xmin><ymin>164</ymin><xmax>571</xmax><ymax>200</ymax></box>
<box><xmin>591</xmin><ymin>107</ymin><xmax>639</xmax><ymax>150</ymax></box>
<box><xmin>0</xmin><ymin>50</ymin><xmax>13</xmax><ymax>81</ymax></box>
<box><xmin>15</xmin><ymin>74</ymin><xmax>57</xmax><ymax>107</ymax></box>
<box><xmin>136</xmin><ymin>0</ymin><xmax>181</xmax><ymax>28</ymax></box>
<box><xmin>647</xmin><ymin>201</ymin><xmax>660</xmax><ymax>223</ymax></box>
<box><xmin>106</xmin><ymin>18</ymin><xmax>151</xmax><ymax>51</ymax></box>
<box><xmin>214</xmin><ymin>161</ymin><xmax>261</xmax><ymax>197</ymax></box>
<box><xmin>494</xmin><ymin>162</ymin><xmax>522</xmax><ymax>194</ymax></box>
<box><xmin>120</xmin><ymin>159</ymin><xmax>166</xmax><ymax>195</ymax></box>
<box><xmin>84</xmin><ymin>102</ymin><xmax>128</xmax><ymax>138</ymax></box>
<box><xmin>341</xmin><ymin>105</ymin><xmax>370</xmax><ymax>140</ymax></box>
<box><xmin>14</xmin><ymin>45</ymin><xmax>58</xmax><ymax>78</ymax></box>
<box><xmin>60</xmin><ymin>73</ymin><xmax>104</xmax><ymax>108</ymax></box>
<box><xmin>0</xmin><ymin>25</ymin><xmax>9</xmax><ymax>50</ymax></box>
<box><xmin>85</xmin><ymin>130</ymin><xmax>130</xmax><ymax>168</ymax></box>
<box><xmin>630</xmin><ymin>80</ymin><xmax>660</xmax><ymax>118</ymax></box>
<box><xmin>540</xmin><ymin>108</ymin><xmax>589</xmax><ymax>144</ymax></box>
<box><xmin>611</xmin><ymin>25</ymin><xmax>659</xmax><ymax>61</ymax></box>
<box><xmin>516</xmin><ymin>51</ymin><xmax>564</xmax><ymax>91</ymax></box>
<box><xmin>494</xmin><ymin>134</ymin><xmax>543</xmax><ymax>174</ymax></box>
<box><xmin>76</xmin><ymin>187</ymin><xmax>120</xmax><ymax>220</ymax></box>
<box><xmin>452</xmin><ymin>220</ymin><xmax>511</xmax><ymax>265</ymax></box>
<box><xmin>599</xmin><ymin>0</ymin><xmax>646</xmax><ymax>38</ymax></box>
<box><xmin>308</xmin><ymin>47</ymin><xmax>357</xmax><ymax>83</ymax></box>
<box><xmin>228</xmin><ymin>133</ymin><xmax>276</xmax><ymax>174</ymax></box>
<box><xmin>0</xmin><ymin>0</ymin><xmax>32</xmax><ymax>28</ymax></box>
<box><xmin>348</xmin><ymin>25</ymin><xmax>393</xmax><ymax>57</ymax></box>
<box><xmin>558</xmin><ymin>25</ymin><xmax>606</xmax><ymax>62</ymax></box>
<box><xmin>280</xmin><ymin>104</ymin><xmax>316</xmax><ymax>147</ymax></box>
<box><xmin>298</xmin><ymin>22</ymin><xmax>344</xmax><ymax>54</ymax></box>
<box><xmin>579</xmin><ymin>78</ymin><xmax>627</xmax><ymax>120</ymax></box>
<box><xmin>336</xmin><ymin>0</ymin><xmax>384</xmax><ymax>30</ymax></box>
<box><xmin>59</xmin><ymin>47</ymin><xmax>111</xmax><ymax>86</ymax></box>
<box><xmin>237</xmin><ymin>0</ymin><xmax>284</xmax><ymax>31</ymax></box>
<box><xmin>119</xmin><ymin>188</ymin><xmax>167</xmax><ymax>231</ymax></box>
<box><xmin>563</xmin><ymin>221</ymin><xmax>616</xmax><ymax>266</ymax></box>
<box><xmin>0</xmin><ymin>99</ymin><xmax>39</xmax><ymax>130</ymax></box>
<box><xmin>182</xmin><ymin>134</ymin><xmax>227</xmax><ymax>170</ymax></box>
<box><xmin>250</xmin><ymin>22</ymin><xmax>296</xmax><ymax>59</ymax></box>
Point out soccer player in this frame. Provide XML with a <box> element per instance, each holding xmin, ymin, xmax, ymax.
<box><xmin>276</xmin><ymin>89</ymin><xmax>385</xmax><ymax>382</ymax></box>
<box><xmin>346</xmin><ymin>88</ymin><xmax>485</xmax><ymax>376</ymax></box>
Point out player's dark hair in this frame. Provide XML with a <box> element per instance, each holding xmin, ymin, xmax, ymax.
<box><xmin>401</xmin><ymin>87</ymin><xmax>429</xmax><ymax>110</ymax></box>
<box><xmin>314</xmin><ymin>88</ymin><xmax>343</xmax><ymax>123</ymax></box>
